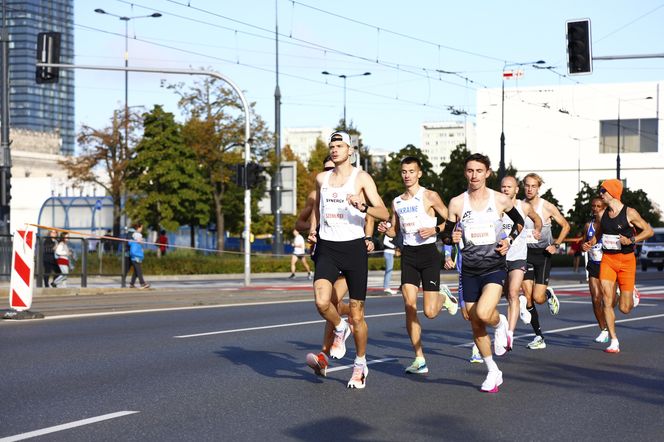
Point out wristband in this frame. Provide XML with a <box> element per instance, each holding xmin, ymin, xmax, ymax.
<box><xmin>360</xmin><ymin>203</ymin><xmax>368</xmax><ymax>213</ymax></box>
<box><xmin>364</xmin><ymin>236</ymin><xmax>372</xmax><ymax>241</ymax></box>
<box><xmin>435</xmin><ymin>225</ymin><xmax>441</xmax><ymax>234</ymax></box>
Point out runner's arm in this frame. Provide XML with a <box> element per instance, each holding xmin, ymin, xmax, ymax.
<box><xmin>356</xmin><ymin>172</ymin><xmax>389</xmax><ymax>221</ymax></box>
<box><xmin>626</xmin><ymin>207</ymin><xmax>654</xmax><ymax>244</ymax></box>
<box><xmin>295</xmin><ymin>191</ymin><xmax>316</xmax><ymax>232</ymax></box>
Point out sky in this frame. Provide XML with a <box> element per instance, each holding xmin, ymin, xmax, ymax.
<box><xmin>74</xmin><ymin>0</ymin><xmax>664</xmax><ymax>154</ymax></box>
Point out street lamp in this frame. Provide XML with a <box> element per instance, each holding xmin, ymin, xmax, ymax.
<box><xmin>321</xmin><ymin>71</ymin><xmax>371</xmax><ymax>129</ymax></box>
<box><xmin>616</xmin><ymin>96</ymin><xmax>652</xmax><ymax>180</ymax></box>
<box><xmin>499</xmin><ymin>60</ymin><xmax>546</xmax><ymax>181</ymax></box>
<box><xmin>95</xmin><ymin>8</ymin><xmax>161</xmax><ymax>288</ymax></box>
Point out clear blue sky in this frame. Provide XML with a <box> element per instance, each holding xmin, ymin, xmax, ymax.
<box><xmin>74</xmin><ymin>0</ymin><xmax>664</xmax><ymax>153</ymax></box>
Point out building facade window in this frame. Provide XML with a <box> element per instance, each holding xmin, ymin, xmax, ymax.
<box><xmin>599</xmin><ymin>118</ymin><xmax>658</xmax><ymax>153</ymax></box>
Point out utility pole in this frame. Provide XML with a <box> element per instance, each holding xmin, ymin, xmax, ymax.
<box><xmin>1</xmin><ymin>0</ymin><xmax>11</xmax><ymax>237</ymax></box>
<box><xmin>273</xmin><ymin>0</ymin><xmax>283</xmax><ymax>255</ymax></box>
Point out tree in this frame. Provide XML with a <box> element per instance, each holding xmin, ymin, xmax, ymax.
<box><xmin>124</xmin><ymin>105</ymin><xmax>211</xmax><ymax>243</ymax></box>
<box><xmin>541</xmin><ymin>188</ymin><xmax>565</xmax><ymax>238</ymax></box>
<box><xmin>169</xmin><ymin>75</ymin><xmax>272</xmax><ymax>250</ymax></box>
<box><xmin>62</xmin><ymin>108</ymin><xmax>144</xmax><ymax>236</ymax></box>
<box><xmin>439</xmin><ymin>144</ymin><xmax>471</xmax><ymax>204</ymax></box>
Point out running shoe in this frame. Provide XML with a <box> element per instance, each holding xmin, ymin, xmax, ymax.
<box><xmin>306</xmin><ymin>352</ymin><xmax>329</xmax><ymax>377</ymax></box>
<box><xmin>439</xmin><ymin>284</ymin><xmax>459</xmax><ymax>316</ymax></box>
<box><xmin>384</xmin><ymin>288</ymin><xmax>396</xmax><ymax>296</ymax></box>
<box><xmin>329</xmin><ymin>320</ymin><xmax>351</xmax><ymax>359</ymax></box>
<box><xmin>527</xmin><ymin>335</ymin><xmax>546</xmax><ymax>350</ymax></box>
<box><xmin>139</xmin><ymin>283</ymin><xmax>151</xmax><ymax>289</ymax></box>
<box><xmin>519</xmin><ymin>295</ymin><xmax>531</xmax><ymax>324</ymax></box>
<box><xmin>405</xmin><ymin>358</ymin><xmax>429</xmax><ymax>374</ymax></box>
<box><xmin>605</xmin><ymin>341</ymin><xmax>620</xmax><ymax>354</ymax></box>
<box><xmin>288</xmin><ymin>273</ymin><xmax>295</xmax><ymax>279</ymax></box>
<box><xmin>546</xmin><ymin>288</ymin><xmax>560</xmax><ymax>315</ymax></box>
<box><xmin>633</xmin><ymin>287</ymin><xmax>640</xmax><ymax>308</ymax></box>
<box><xmin>594</xmin><ymin>329</ymin><xmax>609</xmax><ymax>343</ymax></box>
<box><xmin>480</xmin><ymin>369</ymin><xmax>503</xmax><ymax>393</ymax></box>
<box><xmin>494</xmin><ymin>314</ymin><xmax>509</xmax><ymax>356</ymax></box>
<box><xmin>506</xmin><ymin>331</ymin><xmax>513</xmax><ymax>353</ymax></box>
<box><xmin>470</xmin><ymin>345</ymin><xmax>484</xmax><ymax>364</ymax></box>
<box><xmin>347</xmin><ymin>362</ymin><xmax>368</xmax><ymax>389</ymax></box>
<box><xmin>307</xmin><ymin>272</ymin><xmax>312</xmax><ymax>281</ymax></box>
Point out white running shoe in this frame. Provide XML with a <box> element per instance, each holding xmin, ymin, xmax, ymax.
<box><xmin>347</xmin><ymin>362</ymin><xmax>368</xmax><ymax>389</ymax></box>
<box><xmin>404</xmin><ymin>358</ymin><xmax>429</xmax><ymax>374</ymax></box>
<box><xmin>439</xmin><ymin>284</ymin><xmax>459</xmax><ymax>316</ymax></box>
<box><xmin>633</xmin><ymin>287</ymin><xmax>641</xmax><ymax>308</ymax></box>
<box><xmin>519</xmin><ymin>295</ymin><xmax>531</xmax><ymax>324</ymax></box>
<box><xmin>546</xmin><ymin>288</ymin><xmax>560</xmax><ymax>315</ymax></box>
<box><xmin>329</xmin><ymin>320</ymin><xmax>351</xmax><ymax>359</ymax></box>
<box><xmin>527</xmin><ymin>335</ymin><xmax>546</xmax><ymax>350</ymax></box>
<box><xmin>605</xmin><ymin>340</ymin><xmax>620</xmax><ymax>354</ymax></box>
<box><xmin>494</xmin><ymin>314</ymin><xmax>509</xmax><ymax>356</ymax></box>
<box><xmin>384</xmin><ymin>288</ymin><xmax>396</xmax><ymax>296</ymax></box>
<box><xmin>594</xmin><ymin>329</ymin><xmax>609</xmax><ymax>343</ymax></box>
<box><xmin>480</xmin><ymin>369</ymin><xmax>503</xmax><ymax>393</ymax></box>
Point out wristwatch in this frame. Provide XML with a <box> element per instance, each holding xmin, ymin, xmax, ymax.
<box><xmin>630</xmin><ymin>236</ymin><xmax>636</xmax><ymax>245</ymax></box>
<box><xmin>435</xmin><ymin>225</ymin><xmax>441</xmax><ymax>234</ymax></box>
<box><xmin>360</xmin><ymin>203</ymin><xmax>369</xmax><ymax>213</ymax></box>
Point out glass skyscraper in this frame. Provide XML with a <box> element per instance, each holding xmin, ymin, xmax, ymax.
<box><xmin>1</xmin><ymin>0</ymin><xmax>74</xmax><ymax>154</ymax></box>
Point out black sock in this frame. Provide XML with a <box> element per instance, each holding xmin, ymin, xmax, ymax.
<box><xmin>528</xmin><ymin>305</ymin><xmax>542</xmax><ymax>337</ymax></box>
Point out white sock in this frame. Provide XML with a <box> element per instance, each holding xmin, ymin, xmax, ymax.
<box><xmin>335</xmin><ymin>319</ymin><xmax>347</xmax><ymax>332</ymax></box>
<box><xmin>484</xmin><ymin>356</ymin><xmax>499</xmax><ymax>372</ymax></box>
<box><xmin>355</xmin><ymin>355</ymin><xmax>366</xmax><ymax>365</ymax></box>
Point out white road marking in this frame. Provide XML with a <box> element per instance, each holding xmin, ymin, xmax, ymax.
<box><xmin>455</xmin><ymin>313</ymin><xmax>664</xmax><ymax>347</ymax></box>
<box><xmin>0</xmin><ymin>411</ymin><xmax>139</xmax><ymax>442</ymax></box>
<box><xmin>326</xmin><ymin>358</ymin><xmax>398</xmax><ymax>373</ymax></box>
<box><xmin>174</xmin><ymin>311</ymin><xmax>406</xmax><ymax>338</ymax></box>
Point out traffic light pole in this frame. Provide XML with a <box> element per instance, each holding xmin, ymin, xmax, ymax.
<box><xmin>37</xmin><ymin>62</ymin><xmax>254</xmax><ymax>286</ymax></box>
<box><xmin>1</xmin><ymin>0</ymin><xmax>11</xmax><ymax>238</ymax></box>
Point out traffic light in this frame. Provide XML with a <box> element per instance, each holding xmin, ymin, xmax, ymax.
<box><xmin>36</xmin><ymin>32</ymin><xmax>61</xmax><ymax>84</ymax></box>
<box><xmin>234</xmin><ymin>164</ymin><xmax>245</xmax><ymax>188</ymax></box>
<box><xmin>566</xmin><ymin>19</ymin><xmax>592</xmax><ymax>75</ymax></box>
<box><xmin>245</xmin><ymin>162</ymin><xmax>266</xmax><ymax>188</ymax></box>
<box><xmin>0</xmin><ymin>167</ymin><xmax>11</xmax><ymax>206</ymax></box>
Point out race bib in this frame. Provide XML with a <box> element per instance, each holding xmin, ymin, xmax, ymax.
<box><xmin>602</xmin><ymin>234</ymin><xmax>621</xmax><ymax>251</ymax></box>
<box><xmin>525</xmin><ymin>228</ymin><xmax>538</xmax><ymax>244</ymax></box>
<box><xmin>588</xmin><ymin>244</ymin><xmax>603</xmax><ymax>262</ymax></box>
<box><xmin>465</xmin><ymin>223</ymin><xmax>497</xmax><ymax>246</ymax></box>
<box><xmin>400</xmin><ymin>211</ymin><xmax>421</xmax><ymax>234</ymax></box>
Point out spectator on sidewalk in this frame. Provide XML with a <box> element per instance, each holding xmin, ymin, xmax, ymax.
<box><xmin>42</xmin><ymin>230</ymin><xmax>60</xmax><ymax>287</ymax></box>
<box><xmin>53</xmin><ymin>232</ymin><xmax>72</xmax><ymax>288</ymax></box>
<box><xmin>157</xmin><ymin>229</ymin><xmax>169</xmax><ymax>257</ymax></box>
<box><xmin>128</xmin><ymin>224</ymin><xmax>151</xmax><ymax>289</ymax></box>
<box><xmin>289</xmin><ymin>229</ymin><xmax>312</xmax><ymax>280</ymax></box>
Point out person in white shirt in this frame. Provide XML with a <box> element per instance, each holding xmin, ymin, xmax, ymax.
<box><xmin>289</xmin><ymin>229</ymin><xmax>311</xmax><ymax>279</ymax></box>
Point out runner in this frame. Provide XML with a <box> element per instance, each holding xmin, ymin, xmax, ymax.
<box><xmin>582</xmin><ymin>179</ymin><xmax>653</xmax><ymax>353</ymax></box>
<box><xmin>521</xmin><ymin>173</ymin><xmax>570</xmax><ymax>350</ymax></box>
<box><xmin>498</xmin><ymin>175</ymin><xmax>542</xmax><ymax>355</ymax></box>
<box><xmin>378</xmin><ymin>156</ymin><xmax>458</xmax><ymax>375</ymax></box>
<box><xmin>289</xmin><ymin>229</ymin><xmax>312</xmax><ymax>280</ymax></box>
<box><xmin>308</xmin><ymin>131</ymin><xmax>389</xmax><ymax>388</ymax></box>
<box><xmin>444</xmin><ymin>153</ymin><xmax>524</xmax><ymax>393</ymax></box>
<box><xmin>583</xmin><ymin>197</ymin><xmax>611</xmax><ymax>343</ymax></box>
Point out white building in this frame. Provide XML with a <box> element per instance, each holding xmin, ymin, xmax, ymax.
<box><xmin>368</xmin><ymin>148</ymin><xmax>391</xmax><ymax>171</ymax></box>
<box><xmin>9</xmin><ymin>129</ymin><xmax>105</xmax><ymax>233</ymax></box>
<box><xmin>421</xmin><ymin>121</ymin><xmax>476</xmax><ymax>174</ymax></box>
<box><xmin>283</xmin><ymin>127</ymin><xmax>334</xmax><ymax>163</ymax></box>
<box><xmin>476</xmin><ymin>81</ymin><xmax>662</xmax><ymax>213</ymax></box>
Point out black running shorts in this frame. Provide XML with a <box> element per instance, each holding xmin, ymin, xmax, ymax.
<box><xmin>313</xmin><ymin>237</ymin><xmax>368</xmax><ymax>300</ymax></box>
<box><xmin>524</xmin><ymin>248</ymin><xmax>552</xmax><ymax>285</ymax></box>
<box><xmin>586</xmin><ymin>260</ymin><xmax>600</xmax><ymax>279</ymax></box>
<box><xmin>400</xmin><ymin>243</ymin><xmax>441</xmax><ymax>292</ymax></box>
<box><xmin>460</xmin><ymin>269</ymin><xmax>507</xmax><ymax>303</ymax></box>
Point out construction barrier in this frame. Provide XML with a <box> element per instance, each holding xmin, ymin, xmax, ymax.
<box><xmin>9</xmin><ymin>227</ymin><xmax>37</xmax><ymax>311</ymax></box>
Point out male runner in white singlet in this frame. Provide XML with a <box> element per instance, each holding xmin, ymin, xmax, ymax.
<box><xmin>308</xmin><ymin>131</ymin><xmax>389</xmax><ymax>389</ymax></box>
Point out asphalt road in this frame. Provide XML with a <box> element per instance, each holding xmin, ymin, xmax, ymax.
<box><xmin>1</xmin><ymin>272</ymin><xmax>664</xmax><ymax>441</ymax></box>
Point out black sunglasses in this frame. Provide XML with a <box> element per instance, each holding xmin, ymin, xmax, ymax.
<box><xmin>599</xmin><ymin>188</ymin><xmax>607</xmax><ymax>194</ymax></box>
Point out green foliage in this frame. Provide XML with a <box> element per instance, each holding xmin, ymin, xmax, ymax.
<box><xmin>566</xmin><ymin>181</ymin><xmax>599</xmax><ymax>235</ymax></box>
<box><xmin>125</xmin><ymin>105</ymin><xmax>211</xmax><ymax>232</ymax></box>
<box><xmin>541</xmin><ymin>188</ymin><xmax>564</xmax><ymax>238</ymax></box>
<box><xmin>439</xmin><ymin>144</ymin><xmax>471</xmax><ymax>203</ymax></box>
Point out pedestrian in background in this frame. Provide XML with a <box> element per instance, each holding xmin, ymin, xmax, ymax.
<box><xmin>157</xmin><ymin>229</ymin><xmax>169</xmax><ymax>257</ymax></box>
<box><xmin>289</xmin><ymin>229</ymin><xmax>312</xmax><ymax>279</ymax></box>
<box><xmin>52</xmin><ymin>232</ymin><xmax>72</xmax><ymax>288</ymax></box>
<box><xmin>128</xmin><ymin>224</ymin><xmax>151</xmax><ymax>289</ymax></box>
<box><xmin>42</xmin><ymin>230</ymin><xmax>60</xmax><ymax>287</ymax></box>
<box><xmin>382</xmin><ymin>232</ymin><xmax>396</xmax><ymax>295</ymax></box>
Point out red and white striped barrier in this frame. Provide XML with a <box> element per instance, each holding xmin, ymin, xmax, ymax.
<box><xmin>9</xmin><ymin>227</ymin><xmax>37</xmax><ymax>311</ymax></box>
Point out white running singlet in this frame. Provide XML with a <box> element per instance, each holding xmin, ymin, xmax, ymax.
<box><xmin>503</xmin><ymin>200</ymin><xmax>527</xmax><ymax>261</ymax></box>
<box><xmin>318</xmin><ymin>168</ymin><xmax>366</xmax><ymax>241</ymax></box>
<box><xmin>394</xmin><ymin>187</ymin><xmax>437</xmax><ymax>246</ymax></box>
